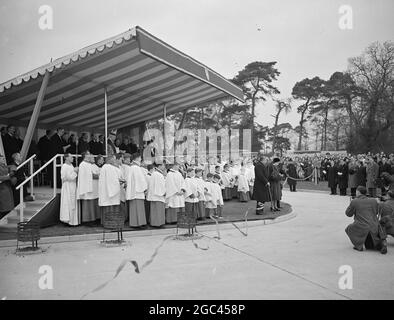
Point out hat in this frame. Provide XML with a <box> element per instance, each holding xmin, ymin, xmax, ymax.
<box><xmin>109</xmin><ymin>129</ymin><xmax>117</xmax><ymax>136</ymax></box>
<box><xmin>273</xmin><ymin>157</ymin><xmax>280</xmax><ymax>163</ymax></box>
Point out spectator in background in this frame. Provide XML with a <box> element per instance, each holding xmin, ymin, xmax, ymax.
<box><xmin>337</xmin><ymin>158</ymin><xmax>349</xmax><ymax>196</ymax></box>
<box><xmin>37</xmin><ymin>130</ymin><xmax>53</xmax><ymax>162</ymax></box>
<box><xmin>348</xmin><ymin>158</ymin><xmax>359</xmax><ymax>198</ymax></box>
<box><xmin>50</xmin><ymin>128</ymin><xmax>69</xmax><ymax>156</ymax></box>
<box><xmin>327</xmin><ymin>159</ymin><xmax>338</xmax><ymax>195</ymax></box>
<box><xmin>356</xmin><ymin>159</ymin><xmax>367</xmax><ymax>187</ymax></box>
<box><xmin>120</xmin><ymin>136</ymin><xmax>132</xmax><ymax>154</ymax></box>
<box><xmin>14</xmin><ymin>128</ymin><xmax>23</xmax><ymax>151</ymax></box>
<box><xmin>78</xmin><ymin>132</ymin><xmax>90</xmax><ymax>155</ymax></box>
<box><xmin>68</xmin><ymin>134</ymin><xmax>77</xmax><ymax>155</ymax></box>
<box><xmin>8</xmin><ymin>152</ymin><xmax>28</xmax><ymax>206</ymax></box>
<box><xmin>0</xmin><ymin>154</ymin><xmax>14</xmax><ymax>219</ymax></box>
<box><xmin>0</xmin><ymin>127</ymin><xmax>6</xmax><ymax>137</ymax></box>
<box><xmin>129</xmin><ymin>138</ymin><xmax>138</xmax><ymax>154</ymax></box>
<box><xmin>89</xmin><ymin>134</ymin><xmax>102</xmax><ymax>155</ymax></box>
<box><xmin>98</xmin><ymin>135</ymin><xmax>105</xmax><ymax>155</ymax></box>
<box><xmin>366</xmin><ymin>156</ymin><xmax>379</xmax><ymax>197</ymax></box>
<box><xmin>3</xmin><ymin>125</ymin><xmax>18</xmax><ymax>164</ymax></box>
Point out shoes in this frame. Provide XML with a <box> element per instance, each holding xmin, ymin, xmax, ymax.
<box><xmin>353</xmin><ymin>246</ymin><xmax>363</xmax><ymax>251</ymax></box>
<box><xmin>256</xmin><ymin>210</ymin><xmax>264</xmax><ymax>215</ymax></box>
<box><xmin>380</xmin><ymin>240</ymin><xmax>388</xmax><ymax>255</ymax></box>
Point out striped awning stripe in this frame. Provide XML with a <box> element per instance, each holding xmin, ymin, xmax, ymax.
<box><xmin>0</xmin><ymin>26</ymin><xmax>244</xmax><ymax>131</ymax></box>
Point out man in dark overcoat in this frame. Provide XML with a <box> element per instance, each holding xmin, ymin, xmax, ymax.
<box><xmin>253</xmin><ymin>153</ymin><xmax>272</xmax><ymax>215</ymax></box>
<box><xmin>345</xmin><ymin>186</ymin><xmax>387</xmax><ymax>254</ymax></box>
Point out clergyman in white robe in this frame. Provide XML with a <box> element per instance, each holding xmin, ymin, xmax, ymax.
<box><xmin>126</xmin><ymin>161</ymin><xmax>147</xmax><ymax>227</ymax></box>
<box><xmin>98</xmin><ymin>162</ymin><xmax>122</xmax><ymax>226</ymax></box>
<box><xmin>77</xmin><ymin>159</ymin><xmax>98</xmax><ymax>222</ymax></box>
<box><xmin>238</xmin><ymin>169</ymin><xmax>251</xmax><ymax>202</ymax></box>
<box><xmin>60</xmin><ymin>162</ymin><xmax>80</xmax><ymax>226</ymax></box>
<box><xmin>165</xmin><ymin>167</ymin><xmax>186</xmax><ymax>223</ymax></box>
<box><xmin>147</xmin><ymin>167</ymin><xmax>166</xmax><ymax>227</ymax></box>
<box><xmin>194</xmin><ymin>169</ymin><xmax>207</xmax><ymax>219</ymax></box>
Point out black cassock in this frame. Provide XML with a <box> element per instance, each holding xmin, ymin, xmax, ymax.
<box><xmin>253</xmin><ymin>161</ymin><xmax>272</xmax><ymax>203</ymax></box>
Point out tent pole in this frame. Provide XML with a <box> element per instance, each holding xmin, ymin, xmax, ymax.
<box><xmin>104</xmin><ymin>87</ymin><xmax>108</xmax><ymax>156</ymax></box>
<box><xmin>20</xmin><ymin>71</ymin><xmax>50</xmax><ymax>162</ymax></box>
<box><xmin>163</xmin><ymin>103</ymin><xmax>167</xmax><ymax>159</ymax></box>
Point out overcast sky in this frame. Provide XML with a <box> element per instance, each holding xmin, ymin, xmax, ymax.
<box><xmin>1</xmin><ymin>0</ymin><xmax>393</xmax><ymax>128</ymax></box>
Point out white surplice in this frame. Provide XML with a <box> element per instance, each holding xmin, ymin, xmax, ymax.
<box><xmin>193</xmin><ymin>177</ymin><xmax>206</xmax><ymax>202</ymax></box>
<box><xmin>184</xmin><ymin>177</ymin><xmax>199</xmax><ymax>203</ymax></box>
<box><xmin>91</xmin><ymin>164</ymin><xmax>100</xmax><ymax>199</ymax></box>
<box><xmin>77</xmin><ymin>161</ymin><xmax>97</xmax><ymax>200</ymax></box>
<box><xmin>147</xmin><ymin>169</ymin><xmax>166</xmax><ymax>203</ymax></box>
<box><xmin>125</xmin><ymin>164</ymin><xmax>147</xmax><ymax>201</ymax></box>
<box><xmin>60</xmin><ymin>163</ymin><xmax>80</xmax><ymax>226</ymax></box>
<box><xmin>98</xmin><ymin>164</ymin><xmax>121</xmax><ymax>207</ymax></box>
<box><xmin>237</xmin><ymin>173</ymin><xmax>250</xmax><ymax>193</ymax></box>
<box><xmin>165</xmin><ymin>169</ymin><xmax>186</xmax><ymax>208</ymax></box>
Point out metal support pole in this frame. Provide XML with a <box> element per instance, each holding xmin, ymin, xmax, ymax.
<box><xmin>29</xmin><ymin>158</ymin><xmax>34</xmax><ymax>199</ymax></box>
<box><xmin>104</xmin><ymin>87</ymin><xmax>108</xmax><ymax>156</ymax></box>
<box><xmin>19</xmin><ymin>188</ymin><xmax>24</xmax><ymax>222</ymax></box>
<box><xmin>163</xmin><ymin>103</ymin><xmax>167</xmax><ymax>158</ymax></box>
<box><xmin>20</xmin><ymin>71</ymin><xmax>50</xmax><ymax>162</ymax></box>
<box><xmin>53</xmin><ymin>157</ymin><xmax>57</xmax><ymax>198</ymax></box>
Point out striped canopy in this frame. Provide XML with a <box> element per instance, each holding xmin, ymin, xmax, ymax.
<box><xmin>0</xmin><ymin>26</ymin><xmax>244</xmax><ymax>131</ymax></box>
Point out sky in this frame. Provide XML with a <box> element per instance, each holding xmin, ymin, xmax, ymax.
<box><xmin>0</xmin><ymin>0</ymin><xmax>393</xmax><ymax>129</ymax></box>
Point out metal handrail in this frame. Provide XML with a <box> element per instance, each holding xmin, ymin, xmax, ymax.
<box><xmin>16</xmin><ymin>154</ymin><xmax>36</xmax><ymax>171</ymax></box>
<box><xmin>16</xmin><ymin>154</ymin><xmax>59</xmax><ymax>190</ymax></box>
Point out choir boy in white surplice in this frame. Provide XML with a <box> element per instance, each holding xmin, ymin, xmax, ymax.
<box><xmin>194</xmin><ymin>168</ymin><xmax>207</xmax><ymax>220</ymax></box>
<box><xmin>165</xmin><ymin>163</ymin><xmax>186</xmax><ymax>223</ymax></box>
<box><xmin>77</xmin><ymin>152</ymin><xmax>99</xmax><ymax>223</ymax></box>
<box><xmin>213</xmin><ymin>174</ymin><xmax>224</xmax><ymax>218</ymax></box>
<box><xmin>221</xmin><ymin>164</ymin><xmax>233</xmax><ymax>201</ymax></box>
<box><xmin>238</xmin><ymin>167</ymin><xmax>250</xmax><ymax>202</ymax></box>
<box><xmin>184</xmin><ymin>168</ymin><xmax>199</xmax><ymax>218</ymax></box>
<box><xmin>204</xmin><ymin>173</ymin><xmax>217</xmax><ymax>217</ymax></box>
<box><xmin>126</xmin><ymin>153</ymin><xmax>148</xmax><ymax>227</ymax></box>
<box><xmin>98</xmin><ymin>155</ymin><xmax>123</xmax><ymax>224</ymax></box>
<box><xmin>60</xmin><ymin>153</ymin><xmax>80</xmax><ymax>226</ymax></box>
<box><xmin>91</xmin><ymin>156</ymin><xmax>101</xmax><ymax>220</ymax></box>
<box><xmin>147</xmin><ymin>163</ymin><xmax>166</xmax><ymax>227</ymax></box>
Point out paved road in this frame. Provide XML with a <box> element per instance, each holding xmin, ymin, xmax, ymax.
<box><xmin>0</xmin><ymin>190</ymin><xmax>393</xmax><ymax>300</ymax></box>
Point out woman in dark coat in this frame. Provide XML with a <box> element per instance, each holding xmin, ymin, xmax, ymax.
<box><xmin>253</xmin><ymin>155</ymin><xmax>272</xmax><ymax>215</ymax></box>
<box><xmin>269</xmin><ymin>158</ymin><xmax>283</xmax><ymax>211</ymax></box>
<box><xmin>286</xmin><ymin>159</ymin><xmax>297</xmax><ymax>192</ymax></box>
<box><xmin>337</xmin><ymin>159</ymin><xmax>349</xmax><ymax>196</ymax></box>
<box><xmin>327</xmin><ymin>160</ymin><xmax>338</xmax><ymax>195</ymax></box>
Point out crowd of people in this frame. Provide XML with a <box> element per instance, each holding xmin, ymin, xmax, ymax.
<box><xmin>278</xmin><ymin>153</ymin><xmax>394</xmax><ymax>198</ymax></box>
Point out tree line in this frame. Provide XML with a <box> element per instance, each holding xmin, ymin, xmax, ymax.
<box><xmin>147</xmin><ymin>40</ymin><xmax>394</xmax><ymax>155</ymax></box>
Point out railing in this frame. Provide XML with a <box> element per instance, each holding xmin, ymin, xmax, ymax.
<box><xmin>15</xmin><ymin>153</ymin><xmax>81</xmax><ymax>223</ymax></box>
<box><xmin>16</xmin><ymin>154</ymin><xmax>36</xmax><ymax>200</ymax></box>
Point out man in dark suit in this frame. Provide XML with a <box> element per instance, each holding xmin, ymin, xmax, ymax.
<box><xmin>89</xmin><ymin>134</ymin><xmax>102</xmax><ymax>155</ymax></box>
<box><xmin>253</xmin><ymin>153</ymin><xmax>272</xmax><ymax>215</ymax></box>
<box><xmin>3</xmin><ymin>125</ymin><xmax>19</xmax><ymax>164</ymax></box>
<box><xmin>345</xmin><ymin>186</ymin><xmax>387</xmax><ymax>254</ymax></box>
<box><xmin>50</xmin><ymin>128</ymin><xmax>68</xmax><ymax>187</ymax></box>
<box><xmin>50</xmin><ymin>128</ymin><xmax>68</xmax><ymax>156</ymax></box>
<box><xmin>37</xmin><ymin>130</ymin><xmax>54</xmax><ymax>162</ymax></box>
